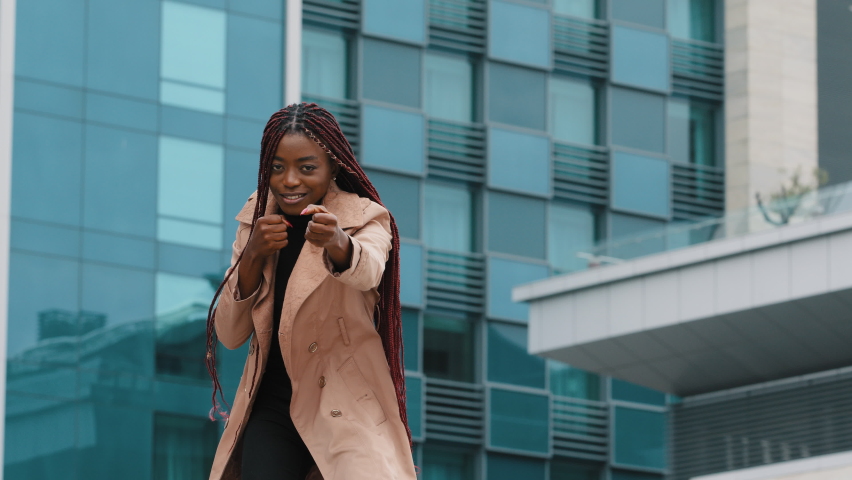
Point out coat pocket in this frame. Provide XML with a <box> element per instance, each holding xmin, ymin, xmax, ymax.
<box><xmin>338</xmin><ymin>357</ymin><xmax>387</xmax><ymax>426</ymax></box>
<box><xmin>337</xmin><ymin>317</ymin><xmax>351</xmax><ymax>346</ymax></box>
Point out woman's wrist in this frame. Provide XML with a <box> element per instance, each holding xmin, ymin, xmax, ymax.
<box><xmin>325</xmin><ymin>228</ymin><xmax>353</xmax><ymax>272</ymax></box>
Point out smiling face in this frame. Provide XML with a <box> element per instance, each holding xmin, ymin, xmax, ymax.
<box><xmin>269</xmin><ymin>133</ymin><xmax>338</xmax><ymax>215</ymax></box>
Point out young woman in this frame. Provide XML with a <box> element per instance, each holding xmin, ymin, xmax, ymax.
<box><xmin>205</xmin><ymin>103</ymin><xmax>416</xmax><ymax>480</ymax></box>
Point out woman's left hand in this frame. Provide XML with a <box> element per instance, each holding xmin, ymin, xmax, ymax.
<box><xmin>302</xmin><ymin>204</ymin><xmax>353</xmax><ymax>271</ymax></box>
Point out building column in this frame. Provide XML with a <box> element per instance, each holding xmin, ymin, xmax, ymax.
<box><xmin>724</xmin><ymin>0</ymin><xmax>818</xmax><ymax>211</ymax></box>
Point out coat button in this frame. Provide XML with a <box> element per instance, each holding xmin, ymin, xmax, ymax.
<box><xmin>318</xmin><ymin>376</ymin><xmax>326</xmax><ymax>388</ymax></box>
<box><xmin>331</xmin><ymin>409</ymin><xmax>342</xmax><ymax>417</ymax></box>
<box><xmin>308</xmin><ymin>342</ymin><xmax>318</xmax><ymax>353</ymax></box>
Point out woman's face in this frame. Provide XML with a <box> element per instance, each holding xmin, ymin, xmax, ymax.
<box><xmin>269</xmin><ymin>133</ymin><xmax>338</xmax><ymax>216</ymax></box>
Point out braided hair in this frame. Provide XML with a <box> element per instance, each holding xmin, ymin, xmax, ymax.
<box><xmin>205</xmin><ymin>102</ymin><xmax>411</xmax><ymax>446</ymax></box>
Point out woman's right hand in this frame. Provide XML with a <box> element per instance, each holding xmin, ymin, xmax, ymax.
<box><xmin>237</xmin><ymin>215</ymin><xmax>291</xmax><ymax>298</ymax></box>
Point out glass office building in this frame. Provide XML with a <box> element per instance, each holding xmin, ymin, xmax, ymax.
<box><xmin>1</xmin><ymin>0</ymin><xmax>723</xmax><ymax>478</ymax></box>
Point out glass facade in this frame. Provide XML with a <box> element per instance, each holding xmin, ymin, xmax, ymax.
<box><xmin>5</xmin><ymin>0</ymin><xmax>724</xmax><ymax>478</ymax></box>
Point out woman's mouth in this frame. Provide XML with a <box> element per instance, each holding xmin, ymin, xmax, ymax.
<box><xmin>280</xmin><ymin>193</ymin><xmax>308</xmax><ymax>204</ymax></box>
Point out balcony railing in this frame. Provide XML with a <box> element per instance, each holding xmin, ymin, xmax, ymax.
<box><xmin>672</xmin><ymin>38</ymin><xmax>724</xmax><ymax>101</ymax></box>
<box><xmin>427</xmin><ymin>119</ymin><xmax>486</xmax><ymax>183</ymax></box>
<box><xmin>303</xmin><ymin>0</ymin><xmax>360</xmax><ymax>30</ymax></box>
<box><xmin>424</xmin><ymin>377</ymin><xmax>485</xmax><ymax>444</ymax></box>
<box><xmin>428</xmin><ymin>0</ymin><xmax>487</xmax><ymax>53</ymax></box>
<box><xmin>301</xmin><ymin>95</ymin><xmax>360</xmax><ymax>154</ymax></box>
<box><xmin>672</xmin><ymin>162</ymin><xmax>725</xmax><ymax>220</ymax></box>
<box><xmin>553</xmin><ymin>142</ymin><xmax>609</xmax><ymax>206</ymax></box>
<box><xmin>552</xmin><ymin>396</ymin><xmax>609</xmax><ymax>461</ymax></box>
<box><xmin>425</xmin><ymin>249</ymin><xmax>485</xmax><ymax>314</ymax></box>
<box><xmin>553</xmin><ymin>15</ymin><xmax>609</xmax><ymax>78</ymax></box>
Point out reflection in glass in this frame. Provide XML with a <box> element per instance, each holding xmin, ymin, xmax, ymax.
<box><xmin>362</xmin><ymin>38</ymin><xmax>421</xmax><ymax>108</ymax></box>
<box><xmin>487</xmin><ymin>322</ymin><xmax>545</xmax><ymax>388</ymax></box>
<box><xmin>302</xmin><ymin>29</ymin><xmax>348</xmax><ymax>99</ymax></box>
<box><xmin>487</xmin><ymin>453</ymin><xmax>546</xmax><ymax>480</ymax></box>
<box><xmin>424</xmin><ymin>182</ymin><xmax>473</xmax><ymax>253</ymax></box>
<box><xmin>553</xmin><ymin>0</ymin><xmax>598</xmax><ymax>18</ymax></box>
<box><xmin>549</xmin><ymin>202</ymin><xmax>598</xmax><ymax>273</ymax></box>
<box><xmin>669</xmin><ymin>0</ymin><xmax>717</xmax><ymax>42</ymax></box>
<box><xmin>550</xmin><ymin>76</ymin><xmax>597</xmax><ymax>145</ymax></box>
<box><xmin>155</xmin><ymin>273</ymin><xmax>216</xmax><ymax>380</ymax></box>
<box><xmin>613</xmin><ymin>406</ymin><xmax>667</xmax><ymax>469</ymax></box>
<box><xmin>421</xmin><ymin>445</ymin><xmax>475</xmax><ymax>480</ymax></box>
<box><xmin>402</xmin><ymin>308</ymin><xmax>420</xmax><ymax>371</ymax></box>
<box><xmin>669</xmin><ymin>98</ymin><xmax>718</xmax><ymax>167</ymax></box>
<box><xmin>549</xmin><ymin>360</ymin><xmax>601</xmax><ymax>400</ymax></box>
<box><xmin>424</xmin><ymin>53</ymin><xmax>473</xmax><ymax>123</ymax></box>
<box><xmin>153</xmin><ymin>412</ymin><xmax>218</xmax><ymax>479</ymax></box>
<box><xmin>488</xmin><ymin>62</ymin><xmax>547</xmax><ymax>131</ymax></box>
<box><xmin>423</xmin><ymin>314</ymin><xmax>475</xmax><ymax>382</ymax></box>
<box><xmin>490</xmin><ymin>388</ymin><xmax>550</xmax><ymax>453</ymax></box>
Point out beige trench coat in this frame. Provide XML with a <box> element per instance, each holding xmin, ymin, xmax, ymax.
<box><xmin>208</xmin><ymin>182</ymin><xmax>416</xmax><ymax>480</ymax></box>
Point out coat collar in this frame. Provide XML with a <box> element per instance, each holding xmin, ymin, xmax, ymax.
<box><xmin>235</xmin><ymin>181</ymin><xmax>364</xmax><ymax>229</ymax></box>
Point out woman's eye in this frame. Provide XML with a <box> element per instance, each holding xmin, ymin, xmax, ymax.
<box><xmin>302</xmin><ymin>165</ymin><xmax>317</xmax><ymax>172</ymax></box>
<box><xmin>272</xmin><ymin>164</ymin><xmax>283</xmax><ymax>171</ymax></box>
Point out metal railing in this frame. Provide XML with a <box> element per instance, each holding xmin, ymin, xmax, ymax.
<box><xmin>672</xmin><ymin>162</ymin><xmax>725</xmax><ymax>220</ymax></box>
<box><xmin>427</xmin><ymin>119</ymin><xmax>486</xmax><ymax>183</ymax></box>
<box><xmin>428</xmin><ymin>0</ymin><xmax>487</xmax><ymax>53</ymax></box>
<box><xmin>303</xmin><ymin>0</ymin><xmax>360</xmax><ymax>29</ymax></box>
<box><xmin>553</xmin><ymin>15</ymin><xmax>609</xmax><ymax>78</ymax></box>
<box><xmin>552</xmin><ymin>396</ymin><xmax>609</xmax><ymax>461</ymax></box>
<box><xmin>553</xmin><ymin>142</ymin><xmax>609</xmax><ymax>206</ymax></box>
<box><xmin>426</xmin><ymin>249</ymin><xmax>486</xmax><ymax>314</ymax></box>
<box><xmin>424</xmin><ymin>377</ymin><xmax>485</xmax><ymax>444</ymax></box>
<box><xmin>672</xmin><ymin>38</ymin><xmax>724</xmax><ymax>101</ymax></box>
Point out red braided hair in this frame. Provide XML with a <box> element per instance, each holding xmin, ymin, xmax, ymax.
<box><xmin>205</xmin><ymin>103</ymin><xmax>411</xmax><ymax>447</ymax></box>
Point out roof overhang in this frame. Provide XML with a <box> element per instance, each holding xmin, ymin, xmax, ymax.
<box><xmin>514</xmin><ymin>212</ymin><xmax>852</xmax><ymax>396</ymax></box>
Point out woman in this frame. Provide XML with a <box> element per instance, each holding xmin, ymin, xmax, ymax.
<box><xmin>205</xmin><ymin>103</ymin><xmax>416</xmax><ymax>480</ymax></box>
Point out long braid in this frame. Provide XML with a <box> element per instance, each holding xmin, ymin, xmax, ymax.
<box><xmin>205</xmin><ymin>103</ymin><xmax>412</xmax><ymax>447</ymax></box>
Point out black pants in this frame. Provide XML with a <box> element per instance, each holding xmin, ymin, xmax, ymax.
<box><xmin>241</xmin><ymin>393</ymin><xmax>315</xmax><ymax>480</ymax></box>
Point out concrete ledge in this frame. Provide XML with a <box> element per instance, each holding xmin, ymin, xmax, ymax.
<box><xmin>693</xmin><ymin>450</ymin><xmax>852</xmax><ymax>480</ymax></box>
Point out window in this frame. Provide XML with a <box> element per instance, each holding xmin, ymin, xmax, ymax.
<box><xmin>611</xmin><ymin>378</ymin><xmax>666</xmax><ymax>405</ymax></box>
<box><xmin>487</xmin><ymin>257</ymin><xmax>549</xmax><ymax>322</ymax></box>
<box><xmin>610</xmin><ymin>87</ymin><xmax>666</xmax><ymax>153</ymax></box>
<box><xmin>424</xmin><ymin>53</ymin><xmax>474</xmax><ymax>123</ymax></box>
<box><xmin>155</xmin><ymin>273</ymin><xmax>215</xmax><ymax>380</ymax></box>
<box><xmin>153</xmin><ymin>413</ymin><xmax>218</xmax><ymax>479</ymax></box>
<box><xmin>550</xmin><ymin>76</ymin><xmax>598</xmax><ymax>145</ymax></box>
<box><xmin>488</xmin><ymin>128</ymin><xmax>550</xmax><ymax>196</ymax></box>
<box><xmin>488</xmin><ymin>192</ymin><xmax>546</xmax><ymax>259</ymax></box>
<box><xmin>402</xmin><ymin>308</ymin><xmax>420</xmax><ymax>371</ymax></box>
<box><xmin>424</xmin><ymin>182</ymin><xmax>474</xmax><ymax>253</ymax></box>
<box><xmin>613</xmin><ymin>406</ymin><xmax>667</xmax><ymax>470</ymax></box>
<box><xmin>549</xmin><ymin>202</ymin><xmax>599</xmax><ymax>273</ymax></box>
<box><xmin>490</xmin><ymin>388</ymin><xmax>550</xmax><ymax>454</ymax></box>
<box><xmin>160</xmin><ymin>2</ymin><xmax>226</xmax><ymax>114</ymax></box>
<box><xmin>553</xmin><ymin>0</ymin><xmax>598</xmax><ymax>18</ymax></box>
<box><xmin>549</xmin><ymin>360</ymin><xmax>601</xmax><ymax>400</ymax></box>
<box><xmin>489</xmin><ymin>63</ymin><xmax>547</xmax><ymax>130</ymax></box>
<box><xmin>611</xmin><ymin>25</ymin><xmax>670</xmax><ymax>93</ymax></box>
<box><xmin>550</xmin><ymin>459</ymin><xmax>602</xmax><ymax>480</ymax></box>
<box><xmin>406</xmin><ymin>376</ymin><xmax>424</xmax><ymax>438</ymax></box>
<box><xmin>489</xmin><ymin>1</ymin><xmax>551</xmax><ymax>69</ymax></box>
<box><xmin>361</xmin><ymin>105</ymin><xmax>425</xmax><ymax>174</ymax></box>
<box><xmin>421</xmin><ymin>445</ymin><xmax>475</xmax><ymax>480</ymax></box>
<box><xmin>423</xmin><ymin>314</ymin><xmax>475</xmax><ymax>382</ymax></box>
<box><xmin>611</xmin><ymin>151</ymin><xmax>670</xmax><ymax>219</ymax></box>
<box><xmin>157</xmin><ymin>136</ymin><xmax>224</xmax><ymax>250</ymax></box>
<box><xmin>368</xmin><ymin>170</ymin><xmax>421</xmax><ymax>239</ymax></box>
<box><xmin>362</xmin><ymin>0</ymin><xmax>426</xmax><ymax>44</ymax></box>
<box><xmin>487</xmin><ymin>322</ymin><xmax>546</xmax><ymax>388</ymax></box>
<box><xmin>302</xmin><ymin>29</ymin><xmax>348</xmax><ymax>100</ymax></box>
<box><xmin>608</xmin><ymin>213</ymin><xmax>666</xmax><ymax>259</ymax></box>
<box><xmin>487</xmin><ymin>453</ymin><xmax>546</xmax><ymax>480</ymax></box>
<box><xmin>362</xmin><ymin>38</ymin><xmax>421</xmax><ymax>108</ymax></box>
<box><xmin>400</xmin><ymin>244</ymin><xmax>424</xmax><ymax>307</ymax></box>
<box><xmin>610</xmin><ymin>0</ymin><xmax>665</xmax><ymax>29</ymax></box>
<box><xmin>669</xmin><ymin>0</ymin><xmax>717</xmax><ymax>42</ymax></box>
<box><xmin>668</xmin><ymin>98</ymin><xmax>718</xmax><ymax>167</ymax></box>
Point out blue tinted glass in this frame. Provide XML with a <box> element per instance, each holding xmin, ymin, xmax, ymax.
<box><xmin>224</xmin><ymin>149</ymin><xmax>260</xmax><ymax>225</ymax></box>
<box><xmin>362</xmin><ymin>39</ymin><xmax>422</xmax><ymax>108</ymax></box>
<box><xmin>610</xmin><ymin>87</ymin><xmax>666</xmax><ymax>153</ymax></box>
<box><xmin>156</xmin><ymin>273</ymin><xmax>216</xmax><ymax>380</ymax></box>
<box><xmin>549</xmin><ymin>202</ymin><xmax>597</xmax><ymax>273</ymax></box>
<box><xmin>161</xmin><ymin>81</ymin><xmax>225</xmax><ymax>114</ymax></box>
<box><xmin>84</xmin><ymin>125</ymin><xmax>158</xmax><ymax>237</ymax></box>
<box><xmin>549</xmin><ymin>361</ymin><xmax>601</xmax><ymax>400</ymax></box>
<box><xmin>550</xmin><ymin>76</ymin><xmax>597</xmax><ymax>145</ymax></box>
<box><xmin>690</xmin><ymin>101</ymin><xmax>718</xmax><ymax>167</ymax></box>
<box><xmin>611</xmin><ymin>151</ymin><xmax>670</xmax><ymax>218</ymax></box>
<box><xmin>402</xmin><ymin>309</ymin><xmax>420</xmax><ymax>371</ymax></box>
<box><xmin>608</xmin><ymin>213</ymin><xmax>666</xmax><ymax>259</ymax></box>
<box><xmin>8</xmin><ymin>252</ymin><xmax>79</xmax><ymax>362</ymax></box>
<box><xmin>487</xmin><ymin>322</ymin><xmax>545</xmax><ymax>388</ymax></box>
<box><xmin>152</xmin><ymin>413</ymin><xmax>217</xmax><ymax>480</ymax></box>
<box><xmin>158</xmin><ymin>219</ymin><xmax>223</xmax><ymax>251</ymax></box>
<box><xmin>669</xmin><ymin>0</ymin><xmax>717</xmax><ymax>42</ymax></box>
<box><xmin>225</xmin><ymin>117</ymin><xmax>264</xmax><ymax>151</ymax></box>
<box><xmin>611</xmin><ymin>0</ymin><xmax>665</xmax><ymax>28</ymax></box>
<box><xmin>361</xmin><ymin>105</ymin><xmax>425</xmax><ymax>174</ymax></box>
<box><xmin>160</xmin><ymin>106</ymin><xmax>225</xmax><ymax>145</ymax></box>
<box><xmin>11</xmin><ymin>113</ymin><xmax>83</xmax><ymax>226</ymax></box>
<box><xmin>612</xmin><ymin>26</ymin><xmax>670</xmax><ymax>93</ymax></box>
<box><xmin>611</xmin><ymin>378</ymin><xmax>666</xmax><ymax>405</ymax></box>
<box><xmin>14</xmin><ymin>80</ymin><xmax>83</xmax><ymax>119</ymax></box>
<box><xmin>5</xmin><ymin>393</ymin><xmax>79</xmax><ymax>478</ymax></box>
<box><xmin>551</xmin><ymin>459</ymin><xmax>601</xmax><ymax>480</ymax></box>
<box><xmin>553</xmin><ymin>0</ymin><xmax>598</xmax><ymax>18</ymax></box>
<box><xmin>153</xmin><ymin>380</ymin><xmax>211</xmax><ymax>416</ymax></box>
<box><xmin>490</xmin><ymin>388</ymin><xmax>550</xmax><ymax>453</ymax></box>
<box><xmin>15</xmin><ymin>0</ymin><xmax>85</xmax><ymax>86</ymax></box>
<box><xmin>400</xmin><ymin>243</ymin><xmax>424</xmax><ymax>307</ymax></box>
<box><xmin>158</xmin><ymin>136</ymin><xmax>224</xmax><ymax>224</ymax></box>
<box><xmin>489</xmin><ymin>1</ymin><xmax>551</xmax><ymax>68</ymax></box>
<box><xmin>226</xmin><ymin>14</ymin><xmax>283</xmax><ymax>119</ymax></box>
<box><xmin>487</xmin><ymin>453</ymin><xmax>546</xmax><ymax>480</ymax></box>
<box><xmin>668</xmin><ymin>98</ymin><xmax>690</xmax><ymax>164</ymax></box>
<box><xmin>11</xmin><ymin>220</ymin><xmax>80</xmax><ymax>259</ymax></box>
<box><xmin>422</xmin><ymin>445</ymin><xmax>475</xmax><ymax>480</ymax></box>
<box><xmin>489</xmin><ymin>128</ymin><xmax>550</xmax><ymax>196</ymax></box>
<box><xmin>83</xmin><ymin>231</ymin><xmax>157</xmax><ymax>270</ymax></box>
<box><xmin>488</xmin><ymin>192</ymin><xmax>546</xmax><ymax>259</ymax></box>
<box><xmin>487</xmin><ymin>257</ymin><xmax>549</xmax><ymax>321</ymax></box>
<box><xmin>86</xmin><ymin>92</ymin><xmax>158</xmax><ymax>132</ymax></box>
<box><xmin>405</xmin><ymin>376</ymin><xmax>423</xmax><ymax>438</ymax></box>
<box><xmin>425</xmin><ymin>183</ymin><xmax>472</xmax><ymax>252</ymax></box>
<box><xmin>302</xmin><ymin>29</ymin><xmax>348</xmax><ymax>100</ymax></box>
<box><xmin>424</xmin><ymin>53</ymin><xmax>473</xmax><ymax>122</ymax></box>
<box><xmin>489</xmin><ymin>63</ymin><xmax>546</xmax><ymax>130</ymax></box>
<box><xmin>157</xmin><ymin>243</ymin><xmax>222</xmax><ymax>278</ymax></box>
<box><xmin>368</xmin><ymin>170</ymin><xmax>421</xmax><ymax>239</ymax></box>
<box><xmin>228</xmin><ymin>0</ymin><xmax>283</xmax><ymax>20</ymax></box>
<box><xmin>611</xmin><ymin>470</ymin><xmax>665</xmax><ymax>480</ymax></box>
<box><xmin>423</xmin><ymin>315</ymin><xmax>475</xmax><ymax>382</ymax></box>
<box><xmin>87</xmin><ymin>0</ymin><xmax>159</xmax><ymax>99</ymax></box>
<box><xmin>78</xmin><ymin>403</ymin><xmax>155</xmax><ymax>480</ymax></box>
<box><xmin>363</xmin><ymin>0</ymin><xmax>426</xmax><ymax>44</ymax></box>
<box><xmin>614</xmin><ymin>406</ymin><xmax>667</xmax><ymax>469</ymax></box>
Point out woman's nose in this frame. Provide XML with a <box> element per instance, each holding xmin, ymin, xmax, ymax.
<box><xmin>282</xmin><ymin>169</ymin><xmax>300</xmax><ymax>187</ymax></box>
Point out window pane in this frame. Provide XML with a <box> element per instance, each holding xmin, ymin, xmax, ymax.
<box><xmin>488</xmin><ymin>128</ymin><xmax>550</xmax><ymax>196</ymax></box>
<box><xmin>153</xmin><ymin>413</ymin><xmax>218</xmax><ymax>479</ymax></box>
<box><xmin>553</xmin><ymin>0</ymin><xmax>598</xmax><ymax>18</ymax></box>
<box><xmin>611</xmin><ymin>26</ymin><xmax>670</xmax><ymax>93</ymax></box>
<box><xmin>422</xmin><ymin>445</ymin><xmax>475</xmax><ymax>480</ymax></box>
<box><xmin>611</xmin><ymin>151</ymin><xmax>670</xmax><ymax>218</ymax></box>
<box><xmin>550</xmin><ymin>76</ymin><xmax>597</xmax><ymax>145</ymax></box>
<box><xmin>15</xmin><ymin>0</ymin><xmax>85</xmax><ymax>86</ymax></box>
<box><xmin>402</xmin><ymin>308</ymin><xmax>420</xmax><ymax>371</ymax></box>
<box><xmin>611</xmin><ymin>471</ymin><xmax>665</xmax><ymax>480</ymax></box>
<box><xmin>158</xmin><ymin>136</ymin><xmax>224</xmax><ymax>224</ymax></box>
<box><xmin>549</xmin><ymin>361</ymin><xmax>601</xmax><ymax>400</ymax></box>
<box><xmin>611</xmin><ymin>0</ymin><xmax>665</xmax><ymax>29</ymax></box>
<box><xmin>489</xmin><ymin>63</ymin><xmax>546</xmax><ymax>130</ymax></box>
<box><xmin>226</xmin><ymin>14</ymin><xmax>283</xmax><ymax>120</ymax></box>
<box><xmin>400</xmin><ymin>244</ymin><xmax>424</xmax><ymax>307</ymax></box>
<box><xmin>487</xmin><ymin>257</ymin><xmax>549</xmax><ymax>322</ymax></box>
<box><xmin>362</xmin><ymin>38</ymin><xmax>421</xmax><ymax>108</ymax></box>
<box><xmin>423</xmin><ymin>314</ymin><xmax>475</xmax><ymax>382</ymax></box>
<box><xmin>487</xmin><ymin>453</ymin><xmax>546</xmax><ymax>480</ymax></box>
<box><xmin>487</xmin><ymin>322</ymin><xmax>545</xmax><ymax>388</ymax></box>
<box><xmin>363</xmin><ymin>0</ymin><xmax>426</xmax><ymax>43</ymax></box>
<box><xmin>368</xmin><ymin>170</ymin><xmax>421</xmax><ymax>239</ymax></box>
<box><xmin>613</xmin><ymin>406</ymin><xmax>667</xmax><ymax>469</ymax></box>
<box><xmin>490</xmin><ymin>388</ymin><xmax>550</xmax><ymax>454</ymax></box>
<box><xmin>489</xmin><ymin>1</ymin><xmax>550</xmax><ymax>68</ymax></box>
<box><xmin>611</xmin><ymin>378</ymin><xmax>666</xmax><ymax>405</ymax></box>
<box><xmin>488</xmin><ymin>192</ymin><xmax>545</xmax><ymax>259</ymax></box>
<box><xmin>550</xmin><ymin>459</ymin><xmax>601</xmax><ymax>480</ymax></box>
<box><xmin>361</xmin><ymin>105</ymin><xmax>425</xmax><ymax>174</ymax></box>
<box><xmin>424</xmin><ymin>53</ymin><xmax>473</xmax><ymax>122</ymax></box>
<box><xmin>668</xmin><ymin>98</ymin><xmax>690</xmax><ymax>164</ymax></box>
<box><xmin>690</xmin><ymin>101</ymin><xmax>718</xmax><ymax>167</ymax></box>
<box><xmin>302</xmin><ymin>29</ymin><xmax>348</xmax><ymax>99</ymax></box>
<box><xmin>405</xmin><ymin>376</ymin><xmax>423</xmax><ymax>438</ymax></box>
<box><xmin>155</xmin><ymin>273</ymin><xmax>215</xmax><ymax>380</ymax></box>
<box><xmin>549</xmin><ymin>202</ymin><xmax>598</xmax><ymax>273</ymax></box>
<box><xmin>669</xmin><ymin>0</ymin><xmax>717</xmax><ymax>42</ymax></box>
<box><xmin>610</xmin><ymin>87</ymin><xmax>666</xmax><ymax>153</ymax></box>
<box><xmin>425</xmin><ymin>183</ymin><xmax>473</xmax><ymax>253</ymax></box>
<box><xmin>608</xmin><ymin>213</ymin><xmax>666</xmax><ymax>259</ymax></box>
